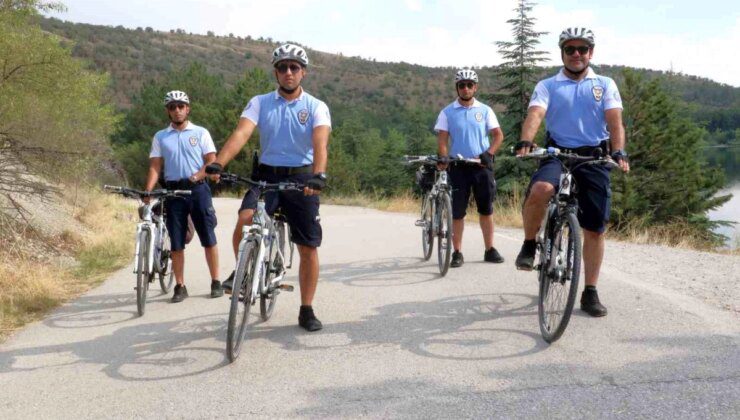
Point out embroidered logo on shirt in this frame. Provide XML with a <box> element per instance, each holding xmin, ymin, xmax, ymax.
<box><xmin>531</xmin><ymin>91</ymin><xmax>538</xmax><ymax>101</ymax></box>
<box><xmin>613</xmin><ymin>91</ymin><xmax>621</xmax><ymax>102</ymax></box>
<box><xmin>298</xmin><ymin>109</ymin><xmax>309</xmax><ymax>125</ymax></box>
<box><xmin>189</xmin><ymin>136</ymin><xmax>198</xmax><ymax>146</ymax></box>
<box><xmin>592</xmin><ymin>86</ymin><xmax>604</xmax><ymax>102</ymax></box>
<box><xmin>475</xmin><ymin>112</ymin><xmax>483</xmax><ymax>122</ymax></box>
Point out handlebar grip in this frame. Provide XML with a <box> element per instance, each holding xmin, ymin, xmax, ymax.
<box><xmin>103</xmin><ymin>185</ymin><xmax>123</xmax><ymax>192</ymax></box>
<box><xmin>173</xmin><ymin>190</ymin><xmax>193</xmax><ymax>196</ymax></box>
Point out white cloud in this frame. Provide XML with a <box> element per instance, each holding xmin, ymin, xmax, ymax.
<box><xmin>405</xmin><ymin>0</ymin><xmax>422</xmax><ymax>12</ymax></box>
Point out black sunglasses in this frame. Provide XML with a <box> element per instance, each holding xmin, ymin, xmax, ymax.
<box><xmin>563</xmin><ymin>45</ymin><xmax>591</xmax><ymax>56</ymax></box>
<box><xmin>457</xmin><ymin>81</ymin><xmax>476</xmax><ymax>89</ymax></box>
<box><xmin>276</xmin><ymin>63</ymin><xmax>303</xmax><ymax>74</ymax></box>
<box><xmin>166</xmin><ymin>103</ymin><xmax>187</xmax><ymax>111</ymax></box>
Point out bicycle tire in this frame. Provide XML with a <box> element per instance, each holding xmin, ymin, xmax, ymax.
<box><xmin>136</xmin><ymin>230</ymin><xmax>150</xmax><ymax>316</ymax></box>
<box><xmin>421</xmin><ymin>195</ymin><xmax>433</xmax><ymax>261</ymax></box>
<box><xmin>260</xmin><ymin>225</ymin><xmax>283</xmax><ymax>321</ymax></box>
<box><xmin>226</xmin><ymin>240</ymin><xmax>258</xmax><ymax>362</ymax></box>
<box><xmin>437</xmin><ymin>193</ymin><xmax>453</xmax><ymax>276</ymax></box>
<box><xmin>538</xmin><ymin>211</ymin><xmax>581</xmax><ymax>343</ymax></box>
<box><xmin>158</xmin><ymin>230</ymin><xmax>174</xmax><ymax>293</ymax></box>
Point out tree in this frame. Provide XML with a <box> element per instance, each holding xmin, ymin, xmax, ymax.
<box><xmin>612</xmin><ymin>69</ymin><xmax>731</xmax><ymax>244</ymax></box>
<box><xmin>492</xmin><ymin>0</ymin><xmax>549</xmax><ymax>143</ymax></box>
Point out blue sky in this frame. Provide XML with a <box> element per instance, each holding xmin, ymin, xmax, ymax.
<box><xmin>45</xmin><ymin>0</ymin><xmax>740</xmax><ymax>86</ymax></box>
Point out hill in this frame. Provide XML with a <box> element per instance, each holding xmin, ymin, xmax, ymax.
<box><xmin>38</xmin><ymin>16</ymin><xmax>740</xmax><ymax>145</ymax></box>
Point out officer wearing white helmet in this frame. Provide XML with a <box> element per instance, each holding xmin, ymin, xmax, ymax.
<box><xmin>207</xmin><ymin>43</ymin><xmax>331</xmax><ymax>331</ymax></box>
<box><xmin>435</xmin><ymin>68</ymin><xmax>505</xmax><ymax>268</ymax></box>
<box><xmin>515</xmin><ymin>28</ymin><xmax>630</xmax><ymax>317</ymax></box>
<box><xmin>145</xmin><ymin>90</ymin><xmax>223</xmax><ymax>303</ymax></box>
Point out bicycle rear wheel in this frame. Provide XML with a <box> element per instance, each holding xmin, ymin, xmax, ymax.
<box><xmin>158</xmin><ymin>231</ymin><xmax>174</xmax><ymax>293</ymax></box>
<box><xmin>136</xmin><ymin>230</ymin><xmax>150</xmax><ymax>316</ymax></box>
<box><xmin>261</xmin><ymin>227</ymin><xmax>283</xmax><ymax>321</ymax></box>
<box><xmin>421</xmin><ymin>195</ymin><xmax>433</xmax><ymax>261</ymax></box>
<box><xmin>436</xmin><ymin>193</ymin><xmax>453</xmax><ymax>276</ymax></box>
<box><xmin>226</xmin><ymin>240</ymin><xmax>258</xmax><ymax>362</ymax></box>
<box><xmin>538</xmin><ymin>211</ymin><xmax>581</xmax><ymax>343</ymax></box>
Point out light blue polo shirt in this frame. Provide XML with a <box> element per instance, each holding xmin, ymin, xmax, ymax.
<box><xmin>529</xmin><ymin>68</ymin><xmax>622</xmax><ymax>148</ymax></box>
<box><xmin>241</xmin><ymin>89</ymin><xmax>331</xmax><ymax>167</ymax></box>
<box><xmin>149</xmin><ymin>122</ymin><xmax>217</xmax><ymax>181</ymax></box>
<box><xmin>434</xmin><ymin>98</ymin><xmax>500</xmax><ymax>158</ymax></box>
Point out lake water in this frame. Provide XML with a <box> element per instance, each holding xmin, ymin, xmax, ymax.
<box><xmin>706</xmin><ymin>147</ymin><xmax>740</xmax><ymax>248</ymax></box>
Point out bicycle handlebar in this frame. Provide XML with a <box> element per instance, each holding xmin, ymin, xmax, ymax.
<box><xmin>517</xmin><ymin>147</ymin><xmax>619</xmax><ymax>170</ymax></box>
<box><xmin>402</xmin><ymin>155</ymin><xmax>481</xmax><ymax>165</ymax></box>
<box><xmin>103</xmin><ymin>185</ymin><xmax>193</xmax><ymax>199</ymax></box>
<box><xmin>218</xmin><ymin>173</ymin><xmax>305</xmax><ymax>191</ymax></box>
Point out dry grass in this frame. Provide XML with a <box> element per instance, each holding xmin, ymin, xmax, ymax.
<box><xmin>0</xmin><ymin>189</ymin><xmax>134</xmax><ymax>341</ymax></box>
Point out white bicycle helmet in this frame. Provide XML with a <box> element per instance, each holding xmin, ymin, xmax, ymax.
<box><xmin>163</xmin><ymin>90</ymin><xmax>190</xmax><ymax>105</ymax></box>
<box><xmin>558</xmin><ymin>27</ymin><xmax>595</xmax><ymax>48</ymax></box>
<box><xmin>455</xmin><ymin>69</ymin><xmax>478</xmax><ymax>83</ymax></box>
<box><xmin>272</xmin><ymin>43</ymin><xmax>309</xmax><ymax>67</ymax></box>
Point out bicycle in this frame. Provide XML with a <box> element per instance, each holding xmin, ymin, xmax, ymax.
<box><xmin>518</xmin><ymin>147</ymin><xmax>618</xmax><ymax>343</ymax></box>
<box><xmin>405</xmin><ymin>155</ymin><xmax>481</xmax><ymax>276</ymax></box>
<box><xmin>217</xmin><ymin>172</ymin><xmax>299</xmax><ymax>362</ymax></box>
<box><xmin>103</xmin><ymin>185</ymin><xmax>192</xmax><ymax>316</ymax></box>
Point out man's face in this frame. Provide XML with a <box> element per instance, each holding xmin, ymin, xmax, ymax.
<box><xmin>166</xmin><ymin>102</ymin><xmax>190</xmax><ymax>124</ymax></box>
<box><xmin>561</xmin><ymin>40</ymin><xmax>593</xmax><ymax>73</ymax></box>
<box><xmin>274</xmin><ymin>60</ymin><xmax>305</xmax><ymax>90</ymax></box>
<box><xmin>456</xmin><ymin>80</ymin><xmax>477</xmax><ymax>101</ymax></box>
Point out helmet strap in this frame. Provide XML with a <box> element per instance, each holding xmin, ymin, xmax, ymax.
<box><xmin>279</xmin><ymin>85</ymin><xmax>299</xmax><ymax>95</ymax></box>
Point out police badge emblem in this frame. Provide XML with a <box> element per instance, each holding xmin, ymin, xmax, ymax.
<box><xmin>475</xmin><ymin>112</ymin><xmax>483</xmax><ymax>122</ymax></box>
<box><xmin>592</xmin><ymin>86</ymin><xmax>604</xmax><ymax>102</ymax></box>
<box><xmin>189</xmin><ymin>136</ymin><xmax>198</xmax><ymax>146</ymax></box>
<box><xmin>298</xmin><ymin>109</ymin><xmax>309</xmax><ymax>125</ymax></box>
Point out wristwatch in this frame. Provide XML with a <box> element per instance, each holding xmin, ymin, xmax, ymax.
<box><xmin>611</xmin><ymin>149</ymin><xmax>628</xmax><ymax>162</ymax></box>
<box><xmin>315</xmin><ymin>172</ymin><xmax>328</xmax><ymax>181</ymax></box>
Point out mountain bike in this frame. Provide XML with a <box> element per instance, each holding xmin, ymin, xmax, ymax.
<box><xmin>405</xmin><ymin>155</ymin><xmax>481</xmax><ymax>276</ymax></box>
<box><xmin>217</xmin><ymin>172</ymin><xmax>299</xmax><ymax>362</ymax></box>
<box><xmin>103</xmin><ymin>185</ymin><xmax>191</xmax><ymax>316</ymax></box>
<box><xmin>518</xmin><ymin>148</ymin><xmax>618</xmax><ymax>343</ymax></box>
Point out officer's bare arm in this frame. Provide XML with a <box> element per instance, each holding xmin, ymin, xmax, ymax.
<box><xmin>145</xmin><ymin>157</ymin><xmax>163</xmax><ymax>191</ymax></box>
<box><xmin>518</xmin><ymin>106</ymin><xmax>546</xmax><ymax>155</ymax></box>
<box><xmin>488</xmin><ymin>127</ymin><xmax>504</xmax><ymax>155</ymax></box>
<box><xmin>312</xmin><ymin>125</ymin><xmax>330</xmax><ymax>174</ymax></box>
<box><xmin>215</xmin><ymin>118</ymin><xmax>257</xmax><ymax>167</ymax></box>
<box><xmin>437</xmin><ymin>130</ymin><xmax>450</xmax><ymax>157</ymax></box>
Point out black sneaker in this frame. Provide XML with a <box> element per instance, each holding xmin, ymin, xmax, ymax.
<box><xmin>171</xmin><ymin>284</ymin><xmax>188</xmax><ymax>303</ymax></box>
<box><xmin>298</xmin><ymin>306</ymin><xmax>323</xmax><ymax>332</ymax></box>
<box><xmin>580</xmin><ymin>287</ymin><xmax>608</xmax><ymax>317</ymax></box>
<box><xmin>515</xmin><ymin>240</ymin><xmax>536</xmax><ymax>271</ymax></box>
<box><xmin>450</xmin><ymin>251</ymin><xmax>464</xmax><ymax>268</ymax></box>
<box><xmin>484</xmin><ymin>247</ymin><xmax>505</xmax><ymax>263</ymax></box>
<box><xmin>222</xmin><ymin>271</ymin><xmax>234</xmax><ymax>295</ymax></box>
<box><xmin>210</xmin><ymin>280</ymin><xmax>224</xmax><ymax>298</ymax></box>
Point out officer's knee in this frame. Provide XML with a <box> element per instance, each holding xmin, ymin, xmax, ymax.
<box><xmin>526</xmin><ymin>182</ymin><xmax>555</xmax><ymax>205</ymax></box>
<box><xmin>237</xmin><ymin>209</ymin><xmax>254</xmax><ymax>228</ymax></box>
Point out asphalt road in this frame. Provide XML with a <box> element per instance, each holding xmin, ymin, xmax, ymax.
<box><xmin>1</xmin><ymin>199</ymin><xmax>738</xmax><ymax>419</ymax></box>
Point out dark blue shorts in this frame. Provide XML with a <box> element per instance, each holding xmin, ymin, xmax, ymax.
<box><xmin>239</xmin><ymin>172</ymin><xmax>322</xmax><ymax>248</ymax></box>
<box><xmin>448</xmin><ymin>164</ymin><xmax>497</xmax><ymax>219</ymax></box>
<box><xmin>165</xmin><ymin>183</ymin><xmax>218</xmax><ymax>251</ymax></box>
<box><xmin>528</xmin><ymin>158</ymin><xmax>612</xmax><ymax>233</ymax></box>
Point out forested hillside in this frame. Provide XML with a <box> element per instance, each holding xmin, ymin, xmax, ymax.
<box><xmin>39</xmin><ymin>16</ymin><xmax>739</xmax><ymax>147</ymax></box>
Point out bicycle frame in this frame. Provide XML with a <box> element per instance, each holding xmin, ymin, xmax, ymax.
<box><xmin>132</xmin><ymin>198</ymin><xmax>167</xmax><ymax>277</ymax></box>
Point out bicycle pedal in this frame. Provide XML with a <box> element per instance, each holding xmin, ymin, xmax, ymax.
<box><xmin>414</xmin><ymin>220</ymin><xmax>427</xmax><ymax>227</ymax></box>
<box><xmin>277</xmin><ymin>284</ymin><xmax>294</xmax><ymax>292</ymax></box>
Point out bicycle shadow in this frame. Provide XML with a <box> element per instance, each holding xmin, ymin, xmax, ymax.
<box><xmin>42</xmin><ymin>291</ymin><xmax>172</xmax><ymax>329</ymax></box>
<box><xmin>319</xmin><ymin>257</ymin><xmax>444</xmax><ymax>287</ymax></box>
<box><xmin>0</xmin><ymin>314</ymin><xmax>229</xmax><ymax>381</ymax></box>
<box><xmin>247</xmin><ymin>292</ymin><xmax>546</xmax><ymax>361</ymax></box>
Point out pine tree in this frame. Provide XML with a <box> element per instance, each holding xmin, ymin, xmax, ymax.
<box><xmin>613</xmin><ymin>69</ymin><xmax>731</xmax><ymax>244</ymax></box>
<box><xmin>492</xmin><ymin>0</ymin><xmax>549</xmax><ymax>143</ymax></box>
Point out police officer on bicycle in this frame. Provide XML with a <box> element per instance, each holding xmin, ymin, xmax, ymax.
<box><xmin>144</xmin><ymin>90</ymin><xmax>223</xmax><ymax>303</ymax></box>
<box><xmin>514</xmin><ymin>28</ymin><xmax>630</xmax><ymax>317</ymax></box>
<box><xmin>207</xmin><ymin>44</ymin><xmax>330</xmax><ymax>332</ymax></box>
<box><xmin>435</xmin><ymin>69</ymin><xmax>505</xmax><ymax>268</ymax></box>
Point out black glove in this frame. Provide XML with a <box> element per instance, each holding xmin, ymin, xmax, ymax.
<box><xmin>479</xmin><ymin>152</ymin><xmax>495</xmax><ymax>170</ymax></box>
<box><xmin>205</xmin><ymin>162</ymin><xmax>223</xmax><ymax>175</ymax></box>
<box><xmin>437</xmin><ymin>156</ymin><xmax>449</xmax><ymax>165</ymax></box>
<box><xmin>306</xmin><ymin>173</ymin><xmax>327</xmax><ymax>191</ymax></box>
<box><xmin>514</xmin><ymin>140</ymin><xmax>534</xmax><ymax>152</ymax></box>
<box><xmin>611</xmin><ymin>150</ymin><xmax>629</xmax><ymax>164</ymax></box>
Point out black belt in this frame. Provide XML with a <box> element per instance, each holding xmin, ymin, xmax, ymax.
<box><xmin>164</xmin><ymin>179</ymin><xmax>204</xmax><ymax>190</ymax></box>
<box><xmin>547</xmin><ymin>140</ymin><xmax>608</xmax><ymax>157</ymax></box>
<box><xmin>258</xmin><ymin>164</ymin><xmax>312</xmax><ymax>175</ymax></box>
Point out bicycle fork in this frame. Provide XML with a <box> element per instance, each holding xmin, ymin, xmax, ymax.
<box><xmin>133</xmin><ymin>223</ymin><xmax>156</xmax><ymax>277</ymax></box>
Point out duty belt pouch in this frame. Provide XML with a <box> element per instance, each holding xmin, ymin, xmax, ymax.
<box><xmin>185</xmin><ymin>216</ymin><xmax>195</xmax><ymax>244</ymax></box>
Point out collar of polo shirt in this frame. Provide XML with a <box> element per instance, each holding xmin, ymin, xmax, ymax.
<box><xmin>556</xmin><ymin>67</ymin><xmax>597</xmax><ymax>82</ymax></box>
<box><xmin>166</xmin><ymin>121</ymin><xmax>194</xmax><ymax>132</ymax></box>
<box><xmin>274</xmin><ymin>88</ymin><xmax>306</xmax><ymax>103</ymax></box>
<box><xmin>453</xmin><ymin>98</ymin><xmax>483</xmax><ymax>109</ymax></box>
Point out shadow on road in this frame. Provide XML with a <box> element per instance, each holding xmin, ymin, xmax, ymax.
<box><xmin>320</xmin><ymin>257</ymin><xmax>444</xmax><ymax>287</ymax></box>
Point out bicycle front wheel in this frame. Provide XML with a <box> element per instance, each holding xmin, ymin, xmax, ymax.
<box><xmin>158</xmin><ymin>231</ymin><xmax>174</xmax><ymax>293</ymax></box>
<box><xmin>436</xmin><ymin>193</ymin><xmax>453</xmax><ymax>276</ymax></box>
<box><xmin>136</xmin><ymin>230</ymin><xmax>150</xmax><ymax>316</ymax></box>
<box><xmin>421</xmin><ymin>195</ymin><xmax>433</xmax><ymax>261</ymax></box>
<box><xmin>226</xmin><ymin>240</ymin><xmax>258</xmax><ymax>362</ymax></box>
<box><xmin>538</xmin><ymin>211</ymin><xmax>581</xmax><ymax>343</ymax></box>
<box><xmin>261</xmin><ymin>227</ymin><xmax>283</xmax><ymax>321</ymax></box>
